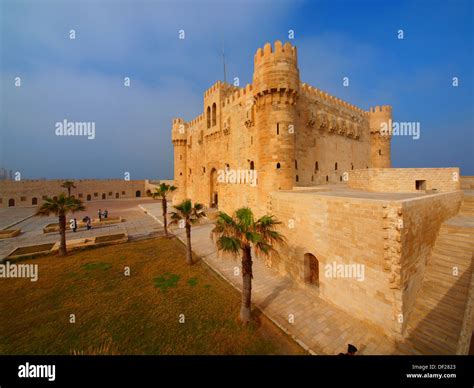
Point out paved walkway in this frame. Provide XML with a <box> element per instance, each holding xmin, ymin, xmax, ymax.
<box><xmin>140</xmin><ymin>202</ymin><xmax>409</xmax><ymax>355</ymax></box>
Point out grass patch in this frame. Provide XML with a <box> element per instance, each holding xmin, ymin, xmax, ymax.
<box><xmin>0</xmin><ymin>237</ymin><xmax>306</xmax><ymax>355</ymax></box>
<box><xmin>82</xmin><ymin>262</ymin><xmax>112</xmax><ymax>271</ymax></box>
<box><xmin>153</xmin><ymin>273</ymin><xmax>180</xmax><ymax>291</ymax></box>
<box><xmin>187</xmin><ymin>277</ymin><xmax>198</xmax><ymax>287</ymax></box>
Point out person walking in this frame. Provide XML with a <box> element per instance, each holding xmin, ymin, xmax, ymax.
<box><xmin>104</xmin><ymin>209</ymin><xmax>108</xmax><ymax>219</ymax></box>
<box><xmin>98</xmin><ymin>209</ymin><xmax>102</xmax><ymax>221</ymax></box>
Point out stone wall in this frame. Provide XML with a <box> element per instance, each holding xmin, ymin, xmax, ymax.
<box><xmin>267</xmin><ymin>190</ymin><xmax>402</xmax><ymax>336</ymax></box>
<box><xmin>461</xmin><ymin>176</ymin><xmax>474</xmax><ymax>190</ymax></box>
<box><xmin>0</xmin><ymin>179</ymin><xmax>148</xmax><ymax>208</ymax></box>
<box><xmin>348</xmin><ymin>168</ymin><xmax>460</xmax><ymax>193</ymax></box>
<box><xmin>398</xmin><ymin>191</ymin><xmax>463</xmax><ymax>333</ymax></box>
<box><xmin>265</xmin><ymin>189</ymin><xmax>463</xmax><ymax>338</ymax></box>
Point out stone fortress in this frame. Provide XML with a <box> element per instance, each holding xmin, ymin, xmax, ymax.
<box><xmin>172</xmin><ymin>41</ymin><xmax>474</xmax><ymax>354</ymax></box>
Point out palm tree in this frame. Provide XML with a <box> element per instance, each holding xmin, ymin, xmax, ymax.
<box><xmin>36</xmin><ymin>193</ymin><xmax>85</xmax><ymax>256</ymax></box>
<box><xmin>151</xmin><ymin>183</ymin><xmax>177</xmax><ymax>236</ymax></box>
<box><xmin>61</xmin><ymin>180</ymin><xmax>76</xmax><ymax>198</ymax></box>
<box><xmin>212</xmin><ymin>208</ymin><xmax>285</xmax><ymax>324</ymax></box>
<box><xmin>170</xmin><ymin>199</ymin><xmax>206</xmax><ymax>265</ymax></box>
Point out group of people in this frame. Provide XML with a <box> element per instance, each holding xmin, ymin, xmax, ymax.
<box><xmin>98</xmin><ymin>209</ymin><xmax>108</xmax><ymax>220</ymax></box>
<box><xmin>69</xmin><ymin>208</ymin><xmax>110</xmax><ymax>232</ymax></box>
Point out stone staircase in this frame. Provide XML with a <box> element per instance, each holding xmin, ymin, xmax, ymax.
<box><xmin>404</xmin><ymin>193</ymin><xmax>474</xmax><ymax>354</ymax></box>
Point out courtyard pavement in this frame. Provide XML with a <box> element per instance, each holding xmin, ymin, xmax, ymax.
<box><xmin>0</xmin><ymin>198</ymin><xmax>162</xmax><ymax>259</ymax></box>
<box><xmin>140</xmin><ymin>202</ymin><xmax>412</xmax><ymax>355</ymax></box>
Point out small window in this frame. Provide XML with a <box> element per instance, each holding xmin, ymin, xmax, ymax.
<box><xmin>21</xmin><ymin>196</ymin><xmax>26</xmax><ymax>202</ymax></box>
<box><xmin>351</xmin><ymin>163</ymin><xmax>354</xmax><ymax>170</ymax></box>
<box><xmin>340</xmin><ymin>176</ymin><xmax>343</xmax><ymax>181</ymax></box>
<box><xmin>315</xmin><ymin>161</ymin><xmax>319</xmax><ymax>171</ymax></box>
<box><xmin>296</xmin><ymin>175</ymin><xmax>299</xmax><ymax>182</ymax></box>
<box><xmin>78</xmin><ymin>193</ymin><xmax>83</xmax><ymax>198</ymax></box>
<box><xmin>122</xmin><ymin>191</ymin><xmax>125</xmax><ymax>195</ymax></box>
<box><xmin>416</xmin><ymin>180</ymin><xmax>426</xmax><ymax>190</ymax></box>
<box><xmin>180</xmin><ymin>172</ymin><xmax>183</xmax><ymax>176</ymax></box>
<box><xmin>335</xmin><ymin>162</ymin><xmax>338</xmax><ymax>171</ymax></box>
<box><xmin>295</xmin><ymin>160</ymin><xmax>298</xmax><ymax>170</ymax></box>
<box><xmin>379</xmin><ymin>149</ymin><xmax>382</xmax><ymax>156</ymax></box>
<box><xmin>277</xmin><ymin>123</ymin><xmax>280</xmax><ymax>135</ymax></box>
<box><xmin>326</xmin><ymin>175</ymin><xmax>329</xmax><ymax>182</ymax></box>
<box><xmin>202</xmin><ymin>167</ymin><xmax>206</xmax><ymax>173</ymax></box>
<box><xmin>108</xmin><ymin>192</ymin><xmax>112</xmax><ymax>196</ymax></box>
<box><xmin>276</xmin><ymin>162</ymin><xmax>281</xmax><ymax>169</ymax></box>
<box><xmin>311</xmin><ymin>175</ymin><xmax>314</xmax><ymax>182</ymax></box>
<box><xmin>250</xmin><ymin>161</ymin><xmax>255</xmax><ymax>170</ymax></box>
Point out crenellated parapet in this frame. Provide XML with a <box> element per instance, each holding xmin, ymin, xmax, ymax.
<box><xmin>252</xmin><ymin>40</ymin><xmax>300</xmax><ymax>101</ymax></box>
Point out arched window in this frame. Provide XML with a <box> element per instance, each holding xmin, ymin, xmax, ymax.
<box><xmin>206</xmin><ymin>106</ymin><xmax>211</xmax><ymax>128</ymax></box>
<box><xmin>86</xmin><ymin>194</ymin><xmax>92</xmax><ymax>201</ymax></box>
<box><xmin>212</xmin><ymin>103</ymin><xmax>217</xmax><ymax>126</ymax></box>
<box><xmin>276</xmin><ymin>162</ymin><xmax>281</xmax><ymax>169</ymax></box>
<box><xmin>8</xmin><ymin>198</ymin><xmax>15</xmax><ymax>207</ymax></box>
<box><xmin>32</xmin><ymin>197</ymin><xmax>38</xmax><ymax>205</ymax></box>
<box><xmin>250</xmin><ymin>161</ymin><xmax>255</xmax><ymax>170</ymax></box>
<box><xmin>295</xmin><ymin>160</ymin><xmax>298</xmax><ymax>170</ymax></box>
<box><xmin>296</xmin><ymin>175</ymin><xmax>299</xmax><ymax>182</ymax></box>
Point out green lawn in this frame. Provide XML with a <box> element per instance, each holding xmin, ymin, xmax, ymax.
<box><xmin>0</xmin><ymin>237</ymin><xmax>306</xmax><ymax>355</ymax></box>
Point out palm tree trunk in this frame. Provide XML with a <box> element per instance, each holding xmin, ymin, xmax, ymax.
<box><xmin>162</xmin><ymin>197</ymin><xmax>168</xmax><ymax>236</ymax></box>
<box><xmin>67</xmin><ymin>188</ymin><xmax>71</xmax><ymax>198</ymax></box>
<box><xmin>185</xmin><ymin>223</ymin><xmax>192</xmax><ymax>265</ymax></box>
<box><xmin>240</xmin><ymin>245</ymin><xmax>253</xmax><ymax>323</ymax></box>
<box><xmin>58</xmin><ymin>213</ymin><xmax>67</xmax><ymax>256</ymax></box>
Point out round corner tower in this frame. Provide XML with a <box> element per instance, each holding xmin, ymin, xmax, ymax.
<box><xmin>171</xmin><ymin>118</ymin><xmax>187</xmax><ymax>205</ymax></box>
<box><xmin>368</xmin><ymin>105</ymin><xmax>392</xmax><ymax>168</ymax></box>
<box><xmin>252</xmin><ymin>40</ymin><xmax>300</xmax><ymax>209</ymax></box>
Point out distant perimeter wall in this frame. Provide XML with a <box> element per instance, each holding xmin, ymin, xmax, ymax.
<box><xmin>0</xmin><ymin>179</ymin><xmax>149</xmax><ymax>208</ymax></box>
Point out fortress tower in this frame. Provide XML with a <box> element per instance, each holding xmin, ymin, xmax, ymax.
<box><xmin>368</xmin><ymin>105</ymin><xmax>392</xmax><ymax>168</ymax></box>
<box><xmin>171</xmin><ymin>118</ymin><xmax>187</xmax><ymax>204</ymax></box>
<box><xmin>252</xmin><ymin>41</ymin><xmax>300</xmax><ymax>206</ymax></box>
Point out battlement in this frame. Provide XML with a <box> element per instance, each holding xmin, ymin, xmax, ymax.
<box><xmin>222</xmin><ymin>84</ymin><xmax>253</xmax><ymax>107</ymax></box>
<box><xmin>369</xmin><ymin>105</ymin><xmax>392</xmax><ymax>114</ymax></box>
<box><xmin>172</xmin><ymin>118</ymin><xmax>185</xmax><ymax>126</ymax></box>
<box><xmin>301</xmin><ymin>83</ymin><xmax>366</xmax><ymax>116</ymax></box>
<box><xmin>254</xmin><ymin>40</ymin><xmax>297</xmax><ymax>66</ymax></box>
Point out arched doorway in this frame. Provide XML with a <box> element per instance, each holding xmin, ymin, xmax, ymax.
<box><xmin>32</xmin><ymin>197</ymin><xmax>38</xmax><ymax>205</ymax></box>
<box><xmin>135</xmin><ymin>190</ymin><xmax>141</xmax><ymax>198</ymax></box>
<box><xmin>209</xmin><ymin>168</ymin><xmax>218</xmax><ymax>208</ymax></box>
<box><xmin>8</xmin><ymin>198</ymin><xmax>15</xmax><ymax>207</ymax></box>
<box><xmin>304</xmin><ymin>253</ymin><xmax>319</xmax><ymax>287</ymax></box>
<box><xmin>86</xmin><ymin>194</ymin><xmax>92</xmax><ymax>201</ymax></box>
<box><xmin>102</xmin><ymin>193</ymin><xmax>106</xmax><ymax>200</ymax></box>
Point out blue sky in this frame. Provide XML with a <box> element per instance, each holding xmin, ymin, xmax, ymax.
<box><xmin>1</xmin><ymin>0</ymin><xmax>472</xmax><ymax>179</ymax></box>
